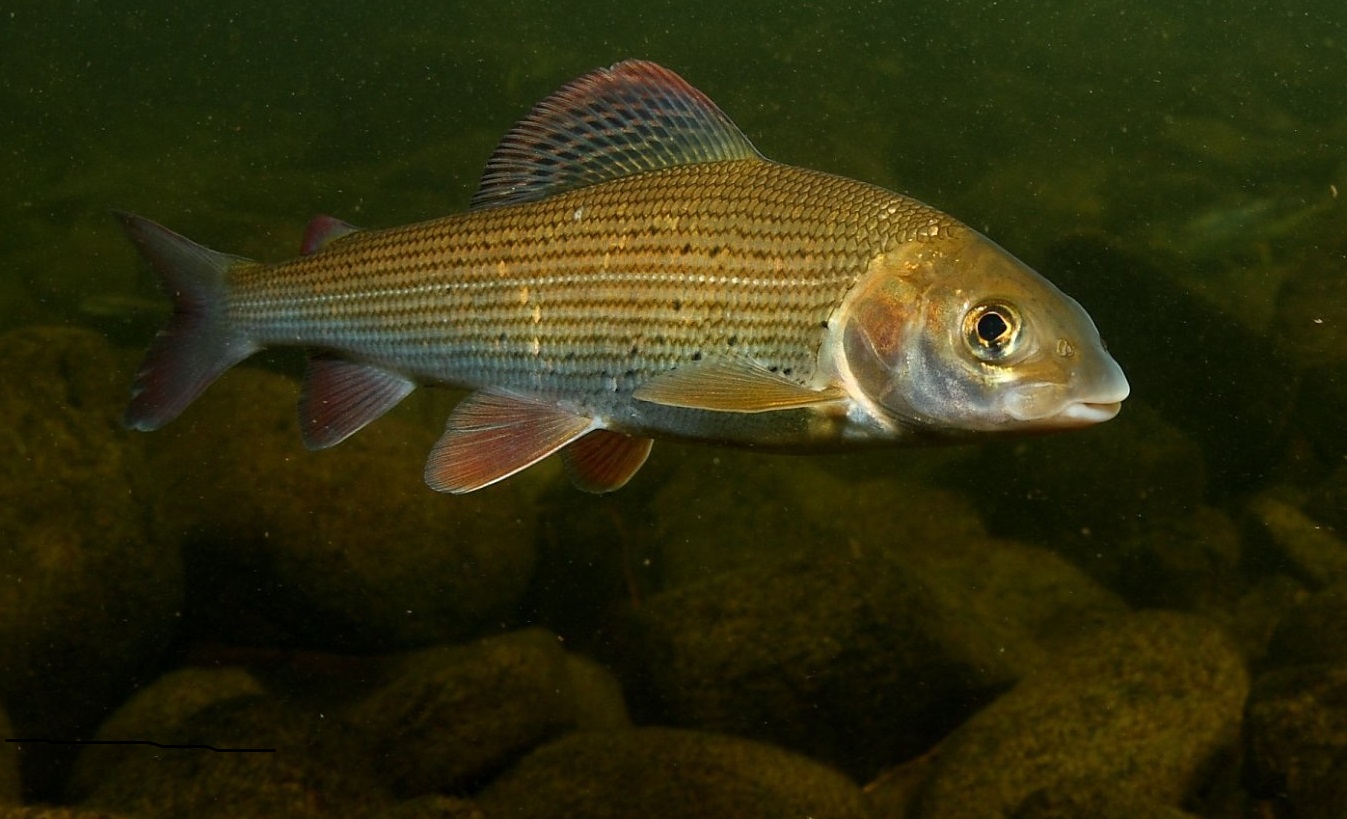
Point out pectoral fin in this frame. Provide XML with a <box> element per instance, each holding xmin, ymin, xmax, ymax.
<box><xmin>425</xmin><ymin>391</ymin><xmax>596</xmax><ymax>494</ymax></box>
<box><xmin>632</xmin><ymin>358</ymin><xmax>845</xmax><ymax>413</ymax></box>
<box><xmin>561</xmin><ymin>429</ymin><xmax>654</xmax><ymax>493</ymax></box>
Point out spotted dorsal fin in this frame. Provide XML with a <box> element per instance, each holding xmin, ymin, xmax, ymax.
<box><xmin>470</xmin><ymin>60</ymin><xmax>762</xmax><ymax>210</ymax></box>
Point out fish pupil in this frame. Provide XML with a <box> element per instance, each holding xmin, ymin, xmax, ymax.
<box><xmin>977</xmin><ymin>311</ymin><xmax>1010</xmax><ymax>346</ymax></box>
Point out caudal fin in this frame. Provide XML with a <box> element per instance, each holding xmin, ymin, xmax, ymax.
<box><xmin>115</xmin><ymin>212</ymin><xmax>259</xmax><ymax>431</ymax></box>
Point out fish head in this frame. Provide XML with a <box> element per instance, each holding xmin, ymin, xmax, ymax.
<box><xmin>835</xmin><ymin>227</ymin><xmax>1129</xmax><ymax>436</ymax></box>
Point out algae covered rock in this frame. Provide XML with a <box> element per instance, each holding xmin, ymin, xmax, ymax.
<box><xmin>367</xmin><ymin>795</ymin><xmax>485</xmax><ymax>819</ymax></box>
<box><xmin>0</xmin><ymin>808</ymin><xmax>141</xmax><ymax>818</ymax></box>
<box><xmin>1246</xmin><ymin>664</ymin><xmax>1347</xmax><ymax>819</ymax></box>
<box><xmin>139</xmin><ymin>367</ymin><xmax>537</xmax><ymax>651</ymax></box>
<box><xmin>0</xmin><ymin>327</ymin><xmax>183</xmax><ymax>791</ymax></box>
<box><xmin>1264</xmin><ymin>580</ymin><xmax>1347</xmax><ymax>668</ymax></box>
<box><xmin>346</xmin><ymin>627</ymin><xmax>628</xmax><ymax>796</ymax></box>
<box><xmin>625</xmin><ymin>532</ymin><xmax>1124</xmax><ymax>779</ymax></box>
<box><xmin>0</xmin><ymin>701</ymin><xmax>18</xmax><ymax>803</ymax></box>
<box><xmin>912</xmin><ymin>611</ymin><xmax>1248</xmax><ymax>819</ymax></box>
<box><xmin>1245</xmin><ymin>492</ymin><xmax>1347</xmax><ymax>590</ymax></box>
<box><xmin>476</xmin><ymin>727</ymin><xmax>869</xmax><ymax>819</ymax></box>
<box><xmin>1010</xmin><ymin>781</ymin><xmax>1201</xmax><ymax>819</ymax></box>
<box><xmin>67</xmin><ymin>666</ymin><xmax>268</xmax><ymax>800</ymax></box>
<box><xmin>79</xmin><ymin>686</ymin><xmax>392</xmax><ymax>818</ymax></box>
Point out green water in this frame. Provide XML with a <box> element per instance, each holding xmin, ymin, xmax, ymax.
<box><xmin>3</xmin><ymin>0</ymin><xmax>1347</xmax><ymax>813</ymax></box>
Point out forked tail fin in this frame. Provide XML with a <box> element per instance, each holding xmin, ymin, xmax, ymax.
<box><xmin>115</xmin><ymin>212</ymin><xmax>259</xmax><ymax>431</ymax></box>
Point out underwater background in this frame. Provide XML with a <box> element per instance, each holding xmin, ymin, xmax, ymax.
<box><xmin>2</xmin><ymin>0</ymin><xmax>1346</xmax><ymax>816</ymax></box>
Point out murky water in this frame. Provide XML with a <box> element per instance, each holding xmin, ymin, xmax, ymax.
<box><xmin>2</xmin><ymin>1</ymin><xmax>1346</xmax><ymax>815</ymax></box>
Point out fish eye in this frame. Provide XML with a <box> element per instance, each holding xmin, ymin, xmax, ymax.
<box><xmin>963</xmin><ymin>301</ymin><xmax>1022</xmax><ymax>362</ymax></box>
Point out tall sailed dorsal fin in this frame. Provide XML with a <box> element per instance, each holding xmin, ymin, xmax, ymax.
<box><xmin>471</xmin><ymin>60</ymin><xmax>762</xmax><ymax>210</ymax></box>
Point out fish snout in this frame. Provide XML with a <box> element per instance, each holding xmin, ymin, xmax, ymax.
<box><xmin>1004</xmin><ymin>356</ymin><xmax>1130</xmax><ymax>430</ymax></box>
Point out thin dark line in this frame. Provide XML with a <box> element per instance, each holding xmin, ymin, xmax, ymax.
<box><xmin>6</xmin><ymin>738</ymin><xmax>274</xmax><ymax>753</ymax></box>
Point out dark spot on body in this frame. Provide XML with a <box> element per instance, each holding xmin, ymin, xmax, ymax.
<box><xmin>692</xmin><ymin>351</ymin><xmax>702</xmax><ymax>361</ymax></box>
<box><xmin>782</xmin><ymin>367</ymin><xmax>793</xmax><ymax>376</ymax></box>
<box><xmin>768</xmin><ymin>365</ymin><xmax>779</xmax><ymax>373</ymax></box>
<box><xmin>671</xmin><ymin>299</ymin><xmax>682</xmax><ymax>311</ymax></box>
<box><xmin>727</xmin><ymin>335</ymin><xmax>738</xmax><ymax>347</ymax></box>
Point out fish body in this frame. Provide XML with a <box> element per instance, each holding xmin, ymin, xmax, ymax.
<box><xmin>119</xmin><ymin>60</ymin><xmax>1128</xmax><ymax>493</ymax></box>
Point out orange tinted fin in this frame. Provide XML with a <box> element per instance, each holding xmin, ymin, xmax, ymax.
<box><xmin>561</xmin><ymin>430</ymin><xmax>654</xmax><ymax>493</ymax></box>
<box><xmin>471</xmin><ymin>60</ymin><xmax>761</xmax><ymax>210</ymax></box>
<box><xmin>115</xmin><ymin>212</ymin><xmax>259</xmax><ymax>431</ymax></box>
<box><xmin>300</xmin><ymin>215</ymin><xmax>360</xmax><ymax>255</ymax></box>
<box><xmin>632</xmin><ymin>358</ymin><xmax>846</xmax><ymax>413</ymax></box>
<box><xmin>425</xmin><ymin>391</ymin><xmax>595</xmax><ymax>494</ymax></box>
<box><xmin>298</xmin><ymin>355</ymin><xmax>416</xmax><ymax>450</ymax></box>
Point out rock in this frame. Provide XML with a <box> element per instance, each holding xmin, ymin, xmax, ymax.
<box><xmin>0</xmin><ymin>808</ymin><xmax>140</xmax><ymax>818</ymax></box>
<box><xmin>67</xmin><ymin>666</ymin><xmax>267</xmax><ymax>801</ymax></box>
<box><xmin>1010</xmin><ymin>780</ymin><xmax>1201</xmax><ymax>819</ymax></box>
<box><xmin>79</xmin><ymin>689</ymin><xmax>392</xmax><ymax>818</ymax></box>
<box><xmin>1244</xmin><ymin>492</ymin><xmax>1347</xmax><ymax>590</ymax></box>
<box><xmin>1265</xmin><ymin>581</ymin><xmax>1347</xmax><ymax>668</ymax></box>
<box><xmin>625</xmin><ymin>533</ymin><xmax>1125</xmax><ymax>780</ymax></box>
<box><xmin>1246</xmin><ymin>664</ymin><xmax>1347</xmax><ymax>819</ymax></box>
<box><xmin>912</xmin><ymin>611</ymin><xmax>1248</xmax><ymax>819</ymax></box>
<box><xmin>0</xmin><ymin>702</ymin><xmax>18</xmax><ymax>803</ymax></box>
<box><xmin>0</xmin><ymin>327</ymin><xmax>184</xmax><ymax>797</ymax></box>
<box><xmin>138</xmin><ymin>367</ymin><xmax>537</xmax><ymax>651</ymax></box>
<box><xmin>865</xmin><ymin>755</ymin><xmax>936</xmax><ymax>819</ymax></box>
<box><xmin>561</xmin><ymin>651</ymin><xmax>630</xmax><ymax>731</ymax></box>
<box><xmin>475</xmin><ymin>727</ymin><xmax>870</xmax><ymax>819</ymax></box>
<box><xmin>367</xmin><ymin>796</ymin><xmax>484</xmax><ymax>819</ymax></box>
<box><xmin>345</xmin><ymin>628</ymin><xmax>628</xmax><ymax>797</ymax></box>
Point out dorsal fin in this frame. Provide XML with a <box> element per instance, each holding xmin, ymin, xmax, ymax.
<box><xmin>471</xmin><ymin>60</ymin><xmax>762</xmax><ymax>210</ymax></box>
<box><xmin>300</xmin><ymin>215</ymin><xmax>360</xmax><ymax>255</ymax></box>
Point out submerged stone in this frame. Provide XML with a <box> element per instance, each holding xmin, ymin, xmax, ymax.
<box><xmin>476</xmin><ymin>727</ymin><xmax>869</xmax><ymax>819</ymax></box>
<box><xmin>0</xmin><ymin>327</ymin><xmax>184</xmax><ymax>796</ymax></box>
<box><xmin>912</xmin><ymin>611</ymin><xmax>1248</xmax><ymax>819</ymax></box>
<box><xmin>66</xmin><ymin>666</ymin><xmax>267</xmax><ymax>801</ymax></box>
<box><xmin>345</xmin><ymin>628</ymin><xmax>628</xmax><ymax>796</ymax></box>
<box><xmin>1246</xmin><ymin>664</ymin><xmax>1347</xmax><ymax>819</ymax></box>
<box><xmin>79</xmin><ymin>689</ymin><xmax>392</xmax><ymax>819</ymax></box>
<box><xmin>625</xmin><ymin>531</ymin><xmax>1125</xmax><ymax>779</ymax></box>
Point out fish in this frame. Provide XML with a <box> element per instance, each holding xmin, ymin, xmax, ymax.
<box><xmin>117</xmin><ymin>60</ymin><xmax>1129</xmax><ymax>495</ymax></box>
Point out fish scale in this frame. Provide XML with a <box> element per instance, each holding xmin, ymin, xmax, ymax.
<box><xmin>118</xmin><ymin>60</ymin><xmax>1126</xmax><ymax>493</ymax></box>
<box><xmin>229</xmin><ymin>159</ymin><xmax>951</xmax><ymax>404</ymax></box>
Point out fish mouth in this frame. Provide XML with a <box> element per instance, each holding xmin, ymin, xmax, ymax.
<box><xmin>1052</xmin><ymin>400</ymin><xmax>1123</xmax><ymax>427</ymax></box>
<box><xmin>1003</xmin><ymin>379</ymin><xmax>1128</xmax><ymax>429</ymax></box>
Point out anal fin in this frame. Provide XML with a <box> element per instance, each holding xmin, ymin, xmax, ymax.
<box><xmin>561</xmin><ymin>430</ymin><xmax>654</xmax><ymax>493</ymax></box>
<box><xmin>632</xmin><ymin>357</ymin><xmax>845</xmax><ymax>413</ymax></box>
<box><xmin>425</xmin><ymin>391</ymin><xmax>596</xmax><ymax>494</ymax></box>
<box><xmin>299</xmin><ymin>355</ymin><xmax>416</xmax><ymax>449</ymax></box>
